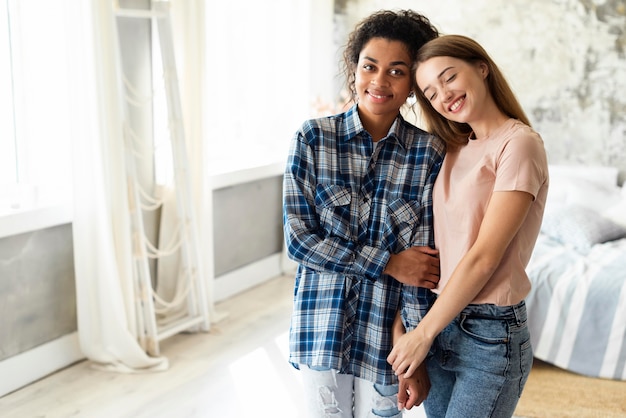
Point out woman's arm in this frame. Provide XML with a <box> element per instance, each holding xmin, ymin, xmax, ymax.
<box><xmin>392</xmin><ymin>312</ymin><xmax>431</xmax><ymax>410</ymax></box>
<box><xmin>387</xmin><ymin>190</ymin><xmax>534</xmax><ymax>377</ymax></box>
<box><xmin>282</xmin><ymin>129</ymin><xmax>362</xmax><ymax>272</ymax></box>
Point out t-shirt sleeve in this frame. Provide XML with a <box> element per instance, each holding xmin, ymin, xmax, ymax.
<box><xmin>494</xmin><ymin>129</ymin><xmax>548</xmax><ymax>199</ymax></box>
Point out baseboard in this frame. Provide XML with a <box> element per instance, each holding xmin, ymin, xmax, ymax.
<box><xmin>0</xmin><ymin>332</ymin><xmax>84</xmax><ymax>398</ymax></box>
<box><xmin>213</xmin><ymin>253</ymin><xmax>283</xmax><ymax>302</ymax></box>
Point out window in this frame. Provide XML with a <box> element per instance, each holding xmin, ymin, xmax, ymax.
<box><xmin>0</xmin><ymin>1</ymin><xmax>16</xmax><ymax>187</ymax></box>
<box><xmin>0</xmin><ymin>0</ymin><xmax>337</xmax><ymax>220</ymax></box>
<box><xmin>0</xmin><ymin>0</ymin><xmax>74</xmax><ymax>215</ymax></box>
<box><xmin>203</xmin><ymin>0</ymin><xmax>320</xmax><ymax>175</ymax></box>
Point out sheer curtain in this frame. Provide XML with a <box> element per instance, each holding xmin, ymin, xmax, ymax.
<box><xmin>70</xmin><ymin>0</ymin><xmax>211</xmax><ymax>372</ymax></box>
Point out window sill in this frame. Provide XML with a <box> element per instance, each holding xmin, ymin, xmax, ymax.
<box><xmin>209</xmin><ymin>159</ymin><xmax>285</xmax><ymax>190</ymax></box>
<box><xmin>0</xmin><ymin>203</ymin><xmax>73</xmax><ymax>239</ymax></box>
<box><xmin>0</xmin><ymin>160</ymin><xmax>285</xmax><ymax>240</ymax></box>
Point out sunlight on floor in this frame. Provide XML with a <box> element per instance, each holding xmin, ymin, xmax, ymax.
<box><xmin>227</xmin><ymin>330</ymin><xmax>425</xmax><ymax>418</ymax></box>
<box><xmin>228</xmin><ymin>331</ymin><xmax>304</xmax><ymax>417</ymax></box>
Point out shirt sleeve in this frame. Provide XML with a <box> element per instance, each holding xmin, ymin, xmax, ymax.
<box><xmin>494</xmin><ymin>129</ymin><xmax>548</xmax><ymax>199</ymax></box>
<box><xmin>400</xmin><ymin>286</ymin><xmax>436</xmax><ymax>331</ymax></box>
<box><xmin>282</xmin><ymin>126</ymin><xmax>389</xmax><ymax>278</ymax></box>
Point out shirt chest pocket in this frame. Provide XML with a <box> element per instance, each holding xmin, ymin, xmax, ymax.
<box><xmin>387</xmin><ymin>198</ymin><xmax>421</xmax><ymax>251</ymax></box>
<box><xmin>315</xmin><ymin>184</ymin><xmax>353</xmax><ymax>240</ymax></box>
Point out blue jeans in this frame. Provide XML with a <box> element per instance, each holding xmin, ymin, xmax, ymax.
<box><xmin>300</xmin><ymin>366</ymin><xmax>401</xmax><ymax>418</ymax></box>
<box><xmin>424</xmin><ymin>300</ymin><xmax>533</xmax><ymax>418</ymax></box>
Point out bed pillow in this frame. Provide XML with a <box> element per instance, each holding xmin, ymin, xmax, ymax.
<box><xmin>541</xmin><ymin>205</ymin><xmax>626</xmax><ymax>252</ymax></box>
<box><xmin>603</xmin><ymin>191</ymin><xmax>626</xmax><ymax>228</ymax></box>
<box><xmin>546</xmin><ymin>165</ymin><xmax>621</xmax><ymax>213</ymax></box>
<box><xmin>548</xmin><ymin>164</ymin><xmax>618</xmax><ymax>187</ymax></box>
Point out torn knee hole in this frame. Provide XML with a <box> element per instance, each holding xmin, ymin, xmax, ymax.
<box><xmin>318</xmin><ymin>386</ymin><xmax>343</xmax><ymax>416</ymax></box>
<box><xmin>372</xmin><ymin>384</ymin><xmax>400</xmax><ymax>417</ymax></box>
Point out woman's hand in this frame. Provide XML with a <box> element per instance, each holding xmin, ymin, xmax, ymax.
<box><xmin>397</xmin><ymin>361</ymin><xmax>430</xmax><ymax>410</ymax></box>
<box><xmin>384</xmin><ymin>246</ymin><xmax>440</xmax><ymax>288</ymax></box>
<box><xmin>387</xmin><ymin>327</ymin><xmax>433</xmax><ymax>379</ymax></box>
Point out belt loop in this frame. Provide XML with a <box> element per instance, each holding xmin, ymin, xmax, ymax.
<box><xmin>512</xmin><ymin>301</ymin><xmax>523</xmax><ymax>325</ymax></box>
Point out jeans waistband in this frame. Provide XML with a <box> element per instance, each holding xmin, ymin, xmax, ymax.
<box><xmin>459</xmin><ymin>300</ymin><xmax>527</xmax><ymax>325</ymax></box>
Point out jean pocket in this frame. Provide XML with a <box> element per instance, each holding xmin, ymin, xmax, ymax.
<box><xmin>518</xmin><ymin>337</ymin><xmax>533</xmax><ymax>396</ymax></box>
<box><xmin>459</xmin><ymin>314</ymin><xmax>509</xmax><ymax>344</ymax></box>
<box><xmin>457</xmin><ymin>315</ymin><xmax>510</xmax><ymax>375</ymax></box>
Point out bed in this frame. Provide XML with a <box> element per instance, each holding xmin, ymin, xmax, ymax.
<box><xmin>525</xmin><ymin>165</ymin><xmax>626</xmax><ymax>381</ymax></box>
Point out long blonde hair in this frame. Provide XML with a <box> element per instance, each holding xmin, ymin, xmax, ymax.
<box><xmin>414</xmin><ymin>35</ymin><xmax>530</xmax><ymax>148</ymax></box>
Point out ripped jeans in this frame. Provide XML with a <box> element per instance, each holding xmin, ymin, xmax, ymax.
<box><xmin>300</xmin><ymin>366</ymin><xmax>401</xmax><ymax>418</ymax></box>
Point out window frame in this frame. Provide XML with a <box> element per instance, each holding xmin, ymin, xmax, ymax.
<box><xmin>0</xmin><ymin>0</ymin><xmax>75</xmax><ymax>230</ymax></box>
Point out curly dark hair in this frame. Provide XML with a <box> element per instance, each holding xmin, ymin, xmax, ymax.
<box><xmin>342</xmin><ymin>10</ymin><xmax>439</xmax><ymax>100</ymax></box>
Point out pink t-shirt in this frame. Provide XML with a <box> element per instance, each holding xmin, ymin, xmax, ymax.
<box><xmin>433</xmin><ymin>118</ymin><xmax>549</xmax><ymax>305</ymax></box>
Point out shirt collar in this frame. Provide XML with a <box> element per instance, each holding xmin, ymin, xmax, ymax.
<box><xmin>344</xmin><ymin>104</ymin><xmax>408</xmax><ymax>149</ymax></box>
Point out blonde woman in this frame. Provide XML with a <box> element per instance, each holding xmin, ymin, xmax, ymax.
<box><xmin>388</xmin><ymin>35</ymin><xmax>549</xmax><ymax>417</ymax></box>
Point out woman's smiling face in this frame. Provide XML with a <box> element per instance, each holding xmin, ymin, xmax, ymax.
<box><xmin>415</xmin><ymin>55</ymin><xmax>489</xmax><ymax>124</ymax></box>
<box><xmin>354</xmin><ymin>37</ymin><xmax>413</xmax><ymax>124</ymax></box>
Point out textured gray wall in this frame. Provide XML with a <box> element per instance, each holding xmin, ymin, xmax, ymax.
<box><xmin>337</xmin><ymin>0</ymin><xmax>626</xmax><ymax>175</ymax></box>
<box><xmin>213</xmin><ymin>176</ymin><xmax>284</xmax><ymax>277</ymax></box>
<box><xmin>0</xmin><ymin>225</ymin><xmax>76</xmax><ymax>361</ymax></box>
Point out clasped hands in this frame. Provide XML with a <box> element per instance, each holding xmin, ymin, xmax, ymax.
<box><xmin>384</xmin><ymin>246</ymin><xmax>438</xmax><ymax>408</ymax></box>
<box><xmin>387</xmin><ymin>327</ymin><xmax>433</xmax><ymax>380</ymax></box>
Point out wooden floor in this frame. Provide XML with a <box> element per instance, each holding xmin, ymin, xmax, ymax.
<box><xmin>0</xmin><ymin>274</ymin><xmax>426</xmax><ymax>418</ymax></box>
<box><xmin>12</xmin><ymin>273</ymin><xmax>620</xmax><ymax>417</ymax></box>
<box><xmin>8</xmin><ymin>274</ymin><xmax>618</xmax><ymax>417</ymax></box>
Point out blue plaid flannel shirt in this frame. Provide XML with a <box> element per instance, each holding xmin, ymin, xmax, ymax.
<box><xmin>283</xmin><ymin>105</ymin><xmax>445</xmax><ymax>385</ymax></box>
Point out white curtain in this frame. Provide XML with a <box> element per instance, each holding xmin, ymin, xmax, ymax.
<box><xmin>70</xmin><ymin>0</ymin><xmax>212</xmax><ymax>372</ymax></box>
<box><xmin>168</xmin><ymin>0</ymin><xmax>216</xmax><ymax>319</ymax></box>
